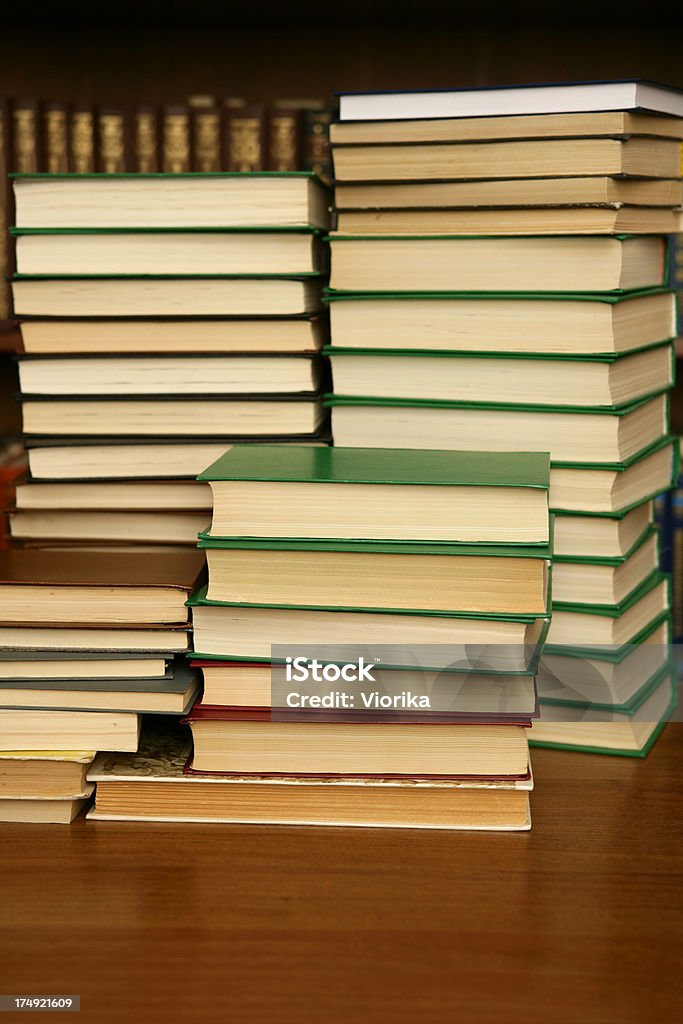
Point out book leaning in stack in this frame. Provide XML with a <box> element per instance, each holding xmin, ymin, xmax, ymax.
<box><xmin>327</xmin><ymin>77</ymin><xmax>681</xmax><ymax>757</ymax></box>
<box><xmin>88</xmin><ymin>445</ymin><xmax>552</xmax><ymax>830</ymax></box>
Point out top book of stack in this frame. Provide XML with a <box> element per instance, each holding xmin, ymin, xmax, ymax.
<box><xmin>331</xmin><ymin>80</ymin><xmax>683</xmax><ymax>237</ymax></box>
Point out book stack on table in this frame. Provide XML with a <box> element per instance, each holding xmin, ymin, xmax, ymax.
<box><xmin>88</xmin><ymin>445</ymin><xmax>551</xmax><ymax>830</ymax></box>
<box><xmin>0</xmin><ymin>548</ymin><xmax>204</xmax><ymax>822</ymax></box>
<box><xmin>327</xmin><ymin>79</ymin><xmax>682</xmax><ymax>757</ymax></box>
<box><xmin>9</xmin><ymin>172</ymin><xmax>331</xmax><ymax>548</ymax></box>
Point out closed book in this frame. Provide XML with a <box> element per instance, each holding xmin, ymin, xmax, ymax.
<box><xmin>189</xmin><ymin>586</ymin><xmax>549</xmax><ymax>671</ymax></box>
<box><xmin>326</xmin><ymin>343</ymin><xmax>674</xmax><ymax>410</ymax></box>
<box><xmin>325</xmin><ymin>288</ymin><xmax>675</xmax><ymax>357</ymax></box>
<box><xmin>331</xmin><ymin>110</ymin><xmax>683</xmax><ymax>146</ymax></box>
<box><xmin>0</xmin><ymin>792</ymin><xmax>93</xmax><ymax>823</ymax></box>
<box><xmin>331</xmin><ymin>137</ymin><xmax>681</xmax><ymax>183</ymax></box>
<box><xmin>552</xmin><ymin>501</ymin><xmax>653</xmax><ymax>558</ymax></box>
<box><xmin>189</xmin><ymin>99</ymin><xmax>221</xmax><ymax>173</ymax></box>
<box><xmin>42</xmin><ymin>102</ymin><xmax>69</xmax><ymax>174</ymax></box>
<box><xmin>0</xmin><ymin>623</ymin><xmax>190</xmax><ymax>653</ymax></box>
<box><xmin>551</xmin><ymin>526</ymin><xmax>659</xmax><ymax>606</ymax></box>
<box><xmin>337</xmin><ymin>80</ymin><xmax>683</xmax><ymax>122</ymax></box>
<box><xmin>0</xmin><ymin>708</ymin><xmax>140</xmax><ymax>752</ymax></box>
<box><xmin>14</xmin><ymin>479</ymin><xmax>212</xmax><ymax>512</ymax></box>
<box><xmin>12</xmin><ymin>276</ymin><xmax>324</xmax><ymax>318</ymax></box>
<box><xmin>198</xmin><ymin>536</ymin><xmax>552</xmax><ymax>617</ymax></box>
<box><xmin>0</xmin><ymin>650</ymin><xmax>168</xmax><ymax>679</ymax></box>
<box><xmin>545</xmin><ymin>571</ymin><xmax>669</xmax><ymax>647</ymax></box>
<box><xmin>133</xmin><ymin>105</ymin><xmax>159</xmax><ymax>173</ymax></box>
<box><xmin>0</xmin><ymin>748</ymin><xmax>94</xmax><ymax>799</ymax></box>
<box><xmin>268</xmin><ymin>108</ymin><xmax>300</xmax><ymax>171</ymax></box>
<box><xmin>69</xmin><ymin>104</ymin><xmax>95</xmax><ymax>173</ymax></box>
<box><xmin>8</xmin><ymin>509</ymin><xmax>209</xmax><ymax>546</ymax></box>
<box><xmin>200</xmin><ymin>444</ymin><xmax>550</xmax><ymax>544</ymax></box>
<box><xmin>96</xmin><ymin>108</ymin><xmax>130</xmax><ymax>173</ymax></box>
<box><xmin>327</xmin><ymin>392</ymin><xmax>668</xmax><ymax>466</ymax></box>
<box><xmin>11</xmin><ymin>98</ymin><xmax>40</xmax><ymax>173</ymax></box>
<box><xmin>0</xmin><ymin>548</ymin><xmax>205</xmax><ymax>625</ymax></box>
<box><xmin>86</xmin><ymin>724</ymin><xmax>532</xmax><ymax>830</ymax></box>
<box><xmin>302</xmin><ymin>106</ymin><xmax>333</xmax><ymax>183</ymax></box>
<box><xmin>225</xmin><ymin>104</ymin><xmax>266</xmax><ymax>171</ymax></box>
<box><xmin>0</xmin><ymin>661</ymin><xmax>200</xmax><ymax>714</ymax></box>
<box><xmin>162</xmin><ymin>105</ymin><xmax>191</xmax><ymax>173</ymax></box>
<box><xmin>12</xmin><ymin>172</ymin><xmax>332</xmax><ymax>230</ymax></box>
<box><xmin>327</xmin><ymin>235</ymin><xmax>667</xmax><ymax>293</ymax></box>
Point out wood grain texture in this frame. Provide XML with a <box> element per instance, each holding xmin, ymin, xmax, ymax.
<box><xmin>1</xmin><ymin>725</ymin><xmax>681</xmax><ymax>1024</ymax></box>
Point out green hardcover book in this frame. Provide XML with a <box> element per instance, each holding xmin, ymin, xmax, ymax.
<box><xmin>551</xmin><ymin>526</ymin><xmax>659</xmax><ymax>608</ymax></box>
<box><xmin>196</xmin><ymin>536</ymin><xmax>552</xmax><ymax>617</ymax></box>
<box><xmin>552</xmin><ymin>500</ymin><xmax>653</xmax><ymax>558</ymax></box>
<box><xmin>327</xmin><ymin>392</ymin><xmax>668</xmax><ymax>467</ymax></box>
<box><xmin>188</xmin><ymin>584</ymin><xmax>551</xmax><ymax>672</ymax></box>
<box><xmin>199</xmin><ymin>445</ymin><xmax>550</xmax><ymax>545</ymax></box>
<box><xmin>326</xmin><ymin>234</ymin><xmax>668</xmax><ymax>293</ymax></box>
<box><xmin>528</xmin><ymin>660</ymin><xmax>676</xmax><ymax>757</ymax></box>
<box><xmin>546</xmin><ymin>571</ymin><xmax>670</xmax><ymax>648</ymax></box>
<box><xmin>324</xmin><ymin>342</ymin><xmax>675</xmax><ymax>411</ymax></box>
<box><xmin>324</xmin><ymin>287</ymin><xmax>676</xmax><ymax>359</ymax></box>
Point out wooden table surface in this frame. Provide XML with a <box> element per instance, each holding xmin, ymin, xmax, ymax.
<box><xmin>1</xmin><ymin>725</ymin><xmax>681</xmax><ymax>1024</ymax></box>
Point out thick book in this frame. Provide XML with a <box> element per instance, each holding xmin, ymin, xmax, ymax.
<box><xmin>0</xmin><ymin>748</ymin><xmax>95</xmax><ymax>799</ymax></box>
<box><xmin>200</xmin><ymin>445</ymin><xmax>550</xmax><ymax>544</ymax></box>
<box><xmin>327</xmin><ymin>235</ymin><xmax>667</xmax><ymax>293</ymax></box>
<box><xmin>17</xmin><ymin>316</ymin><xmax>328</xmax><ymax>355</ymax></box>
<box><xmin>325</xmin><ymin>288</ymin><xmax>675</xmax><ymax>357</ymax></box>
<box><xmin>551</xmin><ymin>526</ymin><xmax>659</xmax><ymax>606</ymax></box>
<box><xmin>12</xmin><ymin>172</ymin><xmax>331</xmax><ymax>230</ymax></box>
<box><xmin>0</xmin><ymin>650</ymin><xmax>168</xmax><ymax>679</ymax></box>
<box><xmin>21</xmin><ymin>395</ymin><xmax>326</xmax><ymax>439</ymax></box>
<box><xmin>0</xmin><ymin>623</ymin><xmax>190</xmax><ymax>654</ymax></box>
<box><xmin>328</xmin><ymin>392</ymin><xmax>668</xmax><ymax>467</ymax></box>
<box><xmin>189</xmin><ymin>586</ymin><xmax>550</xmax><ymax>672</ymax></box>
<box><xmin>545</xmin><ymin>571</ymin><xmax>669</xmax><ymax>647</ymax></box>
<box><xmin>23</xmin><ymin>436</ymin><xmax>329</xmax><ymax>482</ymax></box>
<box><xmin>0</xmin><ymin>661</ymin><xmax>200</xmax><ymax>714</ymax></box>
<box><xmin>331</xmin><ymin>110</ymin><xmax>683</xmax><ymax>145</ymax></box>
<box><xmin>331</xmin><ymin>137</ymin><xmax>681</xmax><ymax>183</ymax></box>
<box><xmin>12</xmin><ymin>276</ymin><xmax>324</xmax><ymax>318</ymax></box>
<box><xmin>13</xmin><ymin>228</ymin><xmax>325</xmax><ymax>277</ymax></box>
<box><xmin>0</xmin><ymin>708</ymin><xmax>140</xmax><ymax>752</ymax></box>
<box><xmin>326</xmin><ymin>343</ymin><xmax>674</xmax><ymax>410</ymax></box>
<box><xmin>0</xmin><ymin>792</ymin><xmax>93</xmax><ymax>823</ymax></box>
<box><xmin>198</xmin><ymin>536</ymin><xmax>552</xmax><ymax>617</ymax></box>
<box><xmin>0</xmin><ymin>548</ymin><xmax>205</xmax><ymax>626</ymax></box>
<box><xmin>553</xmin><ymin>501</ymin><xmax>653</xmax><ymax>558</ymax></box>
<box><xmin>191</xmin><ymin>659</ymin><xmax>538</xmax><ymax>717</ymax></box>
<box><xmin>8</xmin><ymin>508</ymin><xmax>209</xmax><ymax>545</ymax></box>
<box><xmin>334</xmin><ymin>177</ymin><xmax>683</xmax><ymax>211</ymax></box>
<box><xmin>86</xmin><ymin>724</ymin><xmax>532</xmax><ymax>830</ymax></box>
<box><xmin>183</xmin><ymin>704</ymin><xmax>531</xmax><ymax>778</ymax></box>
<box><xmin>337</xmin><ymin>80</ymin><xmax>683</xmax><ymax>121</ymax></box>
<box><xmin>17</xmin><ymin>354</ymin><xmax>323</xmax><ymax>397</ymax></box>
<box><xmin>14</xmin><ymin>479</ymin><xmax>212</xmax><ymax>512</ymax></box>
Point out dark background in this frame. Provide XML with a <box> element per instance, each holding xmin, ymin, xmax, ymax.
<box><xmin>1</xmin><ymin>2</ymin><xmax>683</xmax><ymax>105</ymax></box>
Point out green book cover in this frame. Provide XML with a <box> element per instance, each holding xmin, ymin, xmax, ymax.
<box><xmin>323</xmin><ymin>339</ymin><xmax>673</xmax><ymax>365</ymax></box>
<box><xmin>197</xmin><ymin>535</ymin><xmax>553</xmax><ymax>559</ymax></box>
<box><xmin>325</xmin><ymin>391</ymin><xmax>663</xmax><ymax>415</ymax></box>
<box><xmin>542</xmin><ymin>611</ymin><xmax>670</xmax><ymax>663</ymax></box>
<box><xmin>324</xmin><ymin>286</ymin><xmax>674</xmax><ymax>304</ymax></box>
<box><xmin>552</xmin><ymin>570</ymin><xmax>668</xmax><ymax>616</ymax></box>
<box><xmin>552</xmin><ymin>524</ymin><xmax>658</xmax><ymax>566</ymax></box>
<box><xmin>528</xmin><ymin>719</ymin><xmax>670</xmax><ymax>758</ymax></box>
<box><xmin>198</xmin><ymin>444</ymin><xmax>550</xmax><ymax>489</ymax></box>
<box><xmin>538</xmin><ymin>657</ymin><xmax>674</xmax><ymax>715</ymax></box>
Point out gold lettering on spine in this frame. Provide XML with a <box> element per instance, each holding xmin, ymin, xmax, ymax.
<box><xmin>270</xmin><ymin>115</ymin><xmax>297</xmax><ymax>171</ymax></box>
<box><xmin>163</xmin><ymin>114</ymin><xmax>190</xmax><ymax>173</ymax></box>
<box><xmin>13</xmin><ymin>109</ymin><xmax>38</xmax><ymax>173</ymax></box>
<box><xmin>135</xmin><ymin>111</ymin><xmax>158</xmax><ymax>173</ymax></box>
<box><xmin>71</xmin><ymin>112</ymin><xmax>94</xmax><ymax>173</ymax></box>
<box><xmin>45</xmin><ymin>109</ymin><xmax>68</xmax><ymax>173</ymax></box>
<box><xmin>193</xmin><ymin>111</ymin><xmax>220</xmax><ymax>172</ymax></box>
<box><xmin>98</xmin><ymin>113</ymin><xmax>125</xmax><ymax>173</ymax></box>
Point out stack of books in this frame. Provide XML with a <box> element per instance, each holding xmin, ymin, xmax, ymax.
<box><xmin>326</xmin><ymin>79</ymin><xmax>682</xmax><ymax>756</ymax></box>
<box><xmin>88</xmin><ymin>445</ymin><xmax>552</xmax><ymax>830</ymax></box>
<box><xmin>0</xmin><ymin>548</ymin><xmax>204</xmax><ymax>822</ymax></box>
<box><xmin>9</xmin><ymin>171</ymin><xmax>331</xmax><ymax>548</ymax></box>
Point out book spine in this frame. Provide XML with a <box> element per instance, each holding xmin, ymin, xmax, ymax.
<box><xmin>302</xmin><ymin>106</ymin><xmax>334</xmax><ymax>183</ymax></box>
<box><xmin>134</xmin><ymin>105</ymin><xmax>160</xmax><ymax>173</ymax></box>
<box><xmin>0</xmin><ymin>102</ymin><xmax>9</xmax><ymax>319</ymax></box>
<box><xmin>162</xmin><ymin>105</ymin><xmax>191</xmax><ymax>173</ymax></box>
<box><xmin>43</xmin><ymin>102</ymin><xmax>69</xmax><ymax>174</ymax></box>
<box><xmin>268</xmin><ymin>108</ymin><xmax>300</xmax><ymax>171</ymax></box>
<box><xmin>70</xmin><ymin>104</ymin><xmax>95</xmax><ymax>173</ymax></box>
<box><xmin>96</xmin><ymin>108</ymin><xmax>129</xmax><ymax>173</ymax></box>
<box><xmin>225</xmin><ymin>104</ymin><xmax>266</xmax><ymax>171</ymax></box>
<box><xmin>190</xmin><ymin>101</ymin><xmax>222</xmax><ymax>172</ymax></box>
<box><xmin>11</xmin><ymin>99</ymin><xmax>41</xmax><ymax>173</ymax></box>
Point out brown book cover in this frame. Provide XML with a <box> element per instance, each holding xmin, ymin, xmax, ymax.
<box><xmin>96</xmin><ymin>107</ymin><xmax>130</xmax><ymax>173</ymax></box>
<box><xmin>43</xmin><ymin>101</ymin><xmax>69</xmax><ymax>174</ymax></box>
<box><xmin>11</xmin><ymin>98</ymin><xmax>41</xmax><ymax>173</ymax></box>
<box><xmin>134</xmin><ymin>105</ymin><xmax>159</xmax><ymax>173</ymax></box>
<box><xmin>70</xmin><ymin>104</ymin><xmax>95</xmax><ymax>173</ymax></box>
<box><xmin>268</xmin><ymin>108</ymin><xmax>300</xmax><ymax>171</ymax></box>
<box><xmin>0</xmin><ymin>100</ymin><xmax>10</xmax><ymax>319</ymax></box>
<box><xmin>162</xmin><ymin>105</ymin><xmax>191</xmax><ymax>173</ymax></box>
<box><xmin>189</xmin><ymin>96</ymin><xmax>221</xmax><ymax>172</ymax></box>
<box><xmin>302</xmin><ymin>106</ymin><xmax>334</xmax><ymax>182</ymax></box>
<box><xmin>0</xmin><ymin>548</ymin><xmax>206</xmax><ymax>591</ymax></box>
<box><xmin>225</xmin><ymin>103</ymin><xmax>266</xmax><ymax>171</ymax></box>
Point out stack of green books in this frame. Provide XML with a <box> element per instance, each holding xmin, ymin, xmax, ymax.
<box><xmin>9</xmin><ymin>171</ymin><xmax>331</xmax><ymax>548</ymax></box>
<box><xmin>326</xmin><ymin>80</ymin><xmax>681</xmax><ymax>756</ymax></box>
<box><xmin>92</xmin><ymin>444</ymin><xmax>554</xmax><ymax>831</ymax></box>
